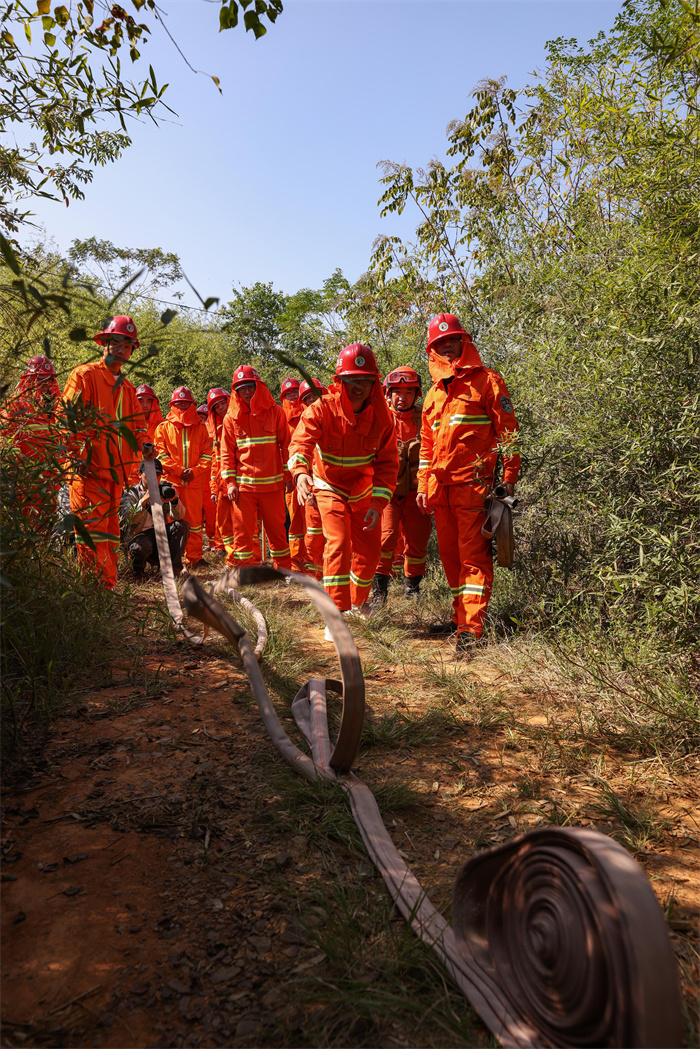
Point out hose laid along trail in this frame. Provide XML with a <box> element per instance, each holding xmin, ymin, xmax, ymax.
<box><xmin>144</xmin><ymin>468</ymin><xmax>683</xmax><ymax>1048</ymax></box>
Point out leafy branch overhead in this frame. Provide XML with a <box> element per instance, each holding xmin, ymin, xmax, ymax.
<box><xmin>0</xmin><ymin>0</ymin><xmax>284</xmax><ymax>232</ymax></box>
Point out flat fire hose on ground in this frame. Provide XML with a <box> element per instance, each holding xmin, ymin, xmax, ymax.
<box><xmin>142</xmin><ymin>459</ymin><xmax>206</xmax><ymax>644</ymax></box>
<box><xmin>181</xmin><ymin>567</ymin><xmax>683</xmax><ymax>1049</ymax></box>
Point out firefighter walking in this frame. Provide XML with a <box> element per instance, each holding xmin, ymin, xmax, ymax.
<box><xmin>220</xmin><ymin>366</ymin><xmax>292</xmax><ymax>570</ymax></box>
<box><xmin>289</xmin><ymin>346</ymin><xmax>398</xmax><ymax>628</ymax></box>
<box><xmin>154</xmin><ymin>386</ymin><xmax>213</xmax><ymax>568</ymax></box>
<box><xmin>60</xmin><ymin>316</ymin><xmax>155</xmax><ymax>588</ymax></box>
<box><xmin>417</xmin><ymin>314</ymin><xmax>520</xmax><ymax>656</ymax></box>
<box><xmin>373</xmin><ymin>366</ymin><xmax>432</xmax><ymax>606</ymax></box>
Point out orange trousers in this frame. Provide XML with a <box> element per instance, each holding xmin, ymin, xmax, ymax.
<box><xmin>215</xmin><ymin>495</ymin><xmax>236</xmax><ymax>567</ymax></box>
<box><xmin>178</xmin><ymin>481</ymin><xmax>204</xmax><ymax>564</ymax></box>
<box><xmin>305</xmin><ymin>501</ymin><xmax>325</xmax><ymax>579</ymax></box>
<box><xmin>232</xmin><ymin>489</ymin><xmax>291</xmax><ymax>569</ymax></box>
<box><xmin>285</xmin><ymin>489</ymin><xmax>307</xmax><ymax>572</ymax></box>
<box><xmin>316</xmin><ymin>491</ymin><xmax>382</xmax><ymax>611</ymax></box>
<box><xmin>431</xmin><ymin>484</ymin><xmax>492</xmax><ymax>638</ymax></box>
<box><xmin>203</xmin><ymin>491</ymin><xmax>219</xmax><ymax>548</ymax></box>
<box><xmin>69</xmin><ymin>474</ymin><xmax>121</xmax><ymax>589</ymax></box>
<box><xmin>378</xmin><ymin>492</ymin><xmax>432</xmax><ymax>578</ymax></box>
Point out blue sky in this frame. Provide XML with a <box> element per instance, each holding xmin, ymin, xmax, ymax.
<box><xmin>25</xmin><ymin>0</ymin><xmax>621</xmax><ymax>310</ymax></box>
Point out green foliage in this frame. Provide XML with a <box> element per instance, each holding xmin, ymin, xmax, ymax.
<box><xmin>1</xmin><ymin>0</ymin><xmax>283</xmax><ymax>232</ymax></box>
<box><xmin>372</xmin><ymin>0</ymin><xmax>700</xmax><ymax>646</ymax></box>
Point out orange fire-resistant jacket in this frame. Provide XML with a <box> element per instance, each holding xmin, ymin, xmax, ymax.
<box><xmin>282</xmin><ymin>397</ymin><xmax>304</xmax><ymax>439</ymax></box>
<box><xmin>154</xmin><ymin>404</ymin><xmax>213</xmax><ymax>487</ymax></box>
<box><xmin>390</xmin><ymin>402</ymin><xmax>423</xmax><ymax>499</ymax></box>
<box><xmin>1</xmin><ymin>376</ymin><xmax>61</xmax><ymax>459</ymax></box>
<box><xmin>417</xmin><ymin>340</ymin><xmax>520</xmax><ymax>501</ymax></box>
<box><xmin>207</xmin><ymin>413</ymin><xmax>227</xmax><ymax>498</ymax></box>
<box><xmin>220</xmin><ymin>380</ymin><xmax>290</xmax><ymax>492</ymax></box>
<box><xmin>141</xmin><ymin>400</ymin><xmax>164</xmax><ymax>443</ymax></box>
<box><xmin>60</xmin><ymin>360</ymin><xmax>148</xmax><ymax>484</ymax></box>
<box><xmin>288</xmin><ymin>379</ymin><xmax>399</xmax><ymax>512</ymax></box>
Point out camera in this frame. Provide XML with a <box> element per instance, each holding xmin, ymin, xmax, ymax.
<box><xmin>159</xmin><ymin>483</ymin><xmax>177</xmax><ymax>503</ymax></box>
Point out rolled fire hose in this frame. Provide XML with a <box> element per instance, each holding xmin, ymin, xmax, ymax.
<box><xmin>482</xmin><ymin>485</ymin><xmax>517</xmax><ymax>568</ymax></box>
<box><xmin>142</xmin><ymin>459</ymin><xmax>206</xmax><ymax>644</ymax></box>
<box><xmin>181</xmin><ymin>567</ymin><xmax>683</xmax><ymax>1049</ymax></box>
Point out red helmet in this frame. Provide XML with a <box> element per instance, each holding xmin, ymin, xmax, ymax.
<box><xmin>426</xmin><ymin>313</ymin><xmax>468</xmax><ymax>355</ymax></box>
<box><xmin>94</xmin><ymin>315</ymin><xmax>140</xmax><ymax>348</ymax></box>
<box><xmin>170</xmin><ymin>385</ymin><xmax>195</xmax><ymax>406</ymax></box>
<box><xmin>280</xmin><ymin>377</ymin><xmax>300</xmax><ymax>397</ymax></box>
<box><xmin>25</xmin><ymin>355</ymin><xmax>56</xmax><ymax>377</ymax></box>
<box><xmin>196</xmin><ymin>403</ymin><xmax>208</xmax><ymax>419</ymax></box>
<box><xmin>335</xmin><ymin>344</ymin><xmax>379</xmax><ymax>378</ymax></box>
<box><xmin>207</xmin><ymin>387</ymin><xmax>229</xmax><ymax>411</ymax></box>
<box><xmin>299</xmin><ymin>378</ymin><xmax>327</xmax><ymax>401</ymax></box>
<box><xmin>135</xmin><ymin>384</ymin><xmax>157</xmax><ymax>401</ymax></box>
<box><xmin>385</xmin><ymin>366</ymin><xmax>421</xmax><ymax>390</ymax></box>
<box><xmin>232</xmin><ymin>365</ymin><xmax>260</xmax><ymax>390</ymax></box>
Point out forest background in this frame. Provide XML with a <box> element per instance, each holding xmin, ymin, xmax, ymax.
<box><xmin>1</xmin><ymin>0</ymin><xmax>699</xmax><ymax>755</ymax></box>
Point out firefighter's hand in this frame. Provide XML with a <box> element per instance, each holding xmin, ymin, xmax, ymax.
<box><xmin>504</xmin><ymin>482</ymin><xmax>515</xmax><ymax>498</ymax></box>
<box><xmin>227</xmin><ymin>484</ymin><xmax>239</xmax><ymax>504</ymax></box>
<box><xmin>181</xmin><ymin>468</ymin><xmax>194</xmax><ymax>483</ymax></box>
<box><xmin>363</xmin><ymin>508</ymin><xmax>380</xmax><ymax>532</ymax></box>
<box><xmin>416</xmin><ymin>493</ymin><xmax>431</xmax><ymax>515</ymax></box>
<box><xmin>296</xmin><ymin>473</ymin><xmax>314</xmax><ymax>505</ymax></box>
<box><xmin>211</xmin><ymin>494</ymin><xmax>217</xmax><ymax>504</ymax></box>
<box><xmin>142</xmin><ymin>442</ymin><xmax>157</xmax><ymax>460</ymax></box>
<box><xmin>72</xmin><ymin>459</ymin><xmax>88</xmax><ymax>478</ymax></box>
<box><xmin>284</xmin><ymin>479</ymin><xmax>294</xmax><ymax>494</ymax></box>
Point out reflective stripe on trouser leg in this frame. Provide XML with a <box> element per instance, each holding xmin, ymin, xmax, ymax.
<box><xmin>179</xmin><ymin>481</ymin><xmax>204</xmax><ymax>563</ymax></box>
<box><xmin>69</xmin><ymin>475</ymin><xmax>121</xmax><ymax>589</ymax></box>
<box><xmin>378</xmin><ymin>497</ymin><xmax>402</xmax><ymax>575</ymax></box>
<box><xmin>203</xmin><ymin>487</ymin><xmax>217</xmax><ymax>541</ymax></box>
<box><xmin>432</xmin><ymin>488</ymin><xmax>492</xmax><ymax>638</ymax></box>
<box><xmin>349</xmin><ymin>501</ymin><xmax>383</xmax><ymax>607</ymax></box>
<box><xmin>285</xmin><ymin>489</ymin><xmax>307</xmax><ymax>572</ymax></box>
<box><xmin>259</xmin><ymin>489</ymin><xmax>292</xmax><ymax>570</ymax></box>
<box><xmin>216</xmin><ymin>496</ymin><xmax>236</xmax><ymax>567</ymax></box>
<box><xmin>232</xmin><ymin>490</ymin><xmax>262</xmax><ymax>566</ymax></box>
<box><xmin>401</xmin><ymin>492</ymin><xmax>432</xmax><ymax>577</ymax></box>
<box><xmin>316</xmin><ymin>490</ymin><xmax>353</xmax><ymax>610</ymax></box>
<box><xmin>305</xmin><ymin>501</ymin><xmax>325</xmax><ymax>580</ymax></box>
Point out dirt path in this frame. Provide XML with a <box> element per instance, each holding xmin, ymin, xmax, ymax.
<box><xmin>2</xmin><ymin>579</ymin><xmax>698</xmax><ymax>1047</ymax></box>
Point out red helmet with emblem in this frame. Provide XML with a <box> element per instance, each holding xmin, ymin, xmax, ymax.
<box><xmin>93</xmin><ymin>315</ymin><xmax>140</xmax><ymax>348</ymax></box>
<box><xmin>232</xmin><ymin>365</ymin><xmax>261</xmax><ymax>390</ymax></box>
<box><xmin>299</xmin><ymin>378</ymin><xmax>328</xmax><ymax>401</ymax></box>
<box><xmin>335</xmin><ymin>344</ymin><xmax>379</xmax><ymax>378</ymax></box>
<box><xmin>207</xmin><ymin>387</ymin><xmax>229</xmax><ymax>411</ymax></box>
<box><xmin>280</xmin><ymin>376</ymin><xmax>300</xmax><ymax>397</ymax></box>
<box><xmin>196</xmin><ymin>403</ymin><xmax>208</xmax><ymax>419</ymax></box>
<box><xmin>385</xmin><ymin>366</ymin><xmax>421</xmax><ymax>390</ymax></box>
<box><xmin>25</xmin><ymin>355</ymin><xmax>56</xmax><ymax>377</ymax></box>
<box><xmin>170</xmin><ymin>385</ymin><xmax>195</xmax><ymax>406</ymax></box>
<box><xmin>135</xmin><ymin>384</ymin><xmax>157</xmax><ymax>401</ymax></box>
<box><xmin>426</xmin><ymin>313</ymin><xmax>469</xmax><ymax>355</ymax></box>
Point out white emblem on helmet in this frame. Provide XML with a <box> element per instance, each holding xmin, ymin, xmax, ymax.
<box><xmin>127</xmin><ymin>323</ymin><xmax>134</xmax><ymax>332</ymax></box>
<box><xmin>355</xmin><ymin>356</ymin><xmax>365</xmax><ymax>367</ymax></box>
<box><xmin>237</xmin><ymin>372</ymin><xmax>244</xmax><ymax>378</ymax></box>
<box><xmin>439</xmin><ymin>321</ymin><xmax>449</xmax><ymax>332</ymax></box>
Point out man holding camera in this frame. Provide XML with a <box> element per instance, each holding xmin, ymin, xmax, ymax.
<box><xmin>120</xmin><ymin>459</ymin><xmax>190</xmax><ymax>579</ymax></box>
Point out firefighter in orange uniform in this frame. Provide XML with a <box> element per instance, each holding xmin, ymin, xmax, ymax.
<box><xmin>297</xmin><ymin>378</ymin><xmax>328</xmax><ymax>579</ymax></box>
<box><xmin>154</xmin><ymin>386</ymin><xmax>213</xmax><ymax>568</ymax></box>
<box><xmin>373</xmin><ymin>367</ymin><xmax>432</xmax><ymax>605</ymax></box>
<box><xmin>289</xmin><ymin>346</ymin><xmax>398</xmax><ymax>624</ymax></box>
<box><xmin>220</xmin><ymin>366</ymin><xmax>292</xmax><ymax>570</ymax></box>
<box><xmin>196</xmin><ymin>402</ymin><xmax>220</xmax><ymax>551</ymax></box>
<box><xmin>2</xmin><ymin>355</ymin><xmax>62</xmax><ymax>528</ymax></box>
<box><xmin>280</xmin><ymin>377</ymin><xmax>307</xmax><ymax>572</ymax></box>
<box><xmin>206</xmin><ymin>387</ymin><xmax>235</xmax><ymax>565</ymax></box>
<box><xmin>417</xmin><ymin>314</ymin><xmax>520</xmax><ymax>656</ymax></box>
<box><xmin>128</xmin><ymin>384</ymin><xmax>163</xmax><ymax>484</ymax></box>
<box><xmin>60</xmin><ymin>316</ymin><xmax>155</xmax><ymax>588</ymax></box>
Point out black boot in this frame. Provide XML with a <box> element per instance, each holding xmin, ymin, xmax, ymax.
<box><xmin>371</xmin><ymin>573</ymin><xmax>390</xmax><ymax>611</ymax></box>
<box><xmin>404</xmin><ymin>575</ymin><xmax>422</xmax><ymax>599</ymax></box>
<box><xmin>428</xmin><ymin>620</ymin><xmax>457</xmax><ymax>635</ymax></box>
<box><xmin>455</xmin><ymin>631</ymin><xmax>486</xmax><ymax>659</ymax></box>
